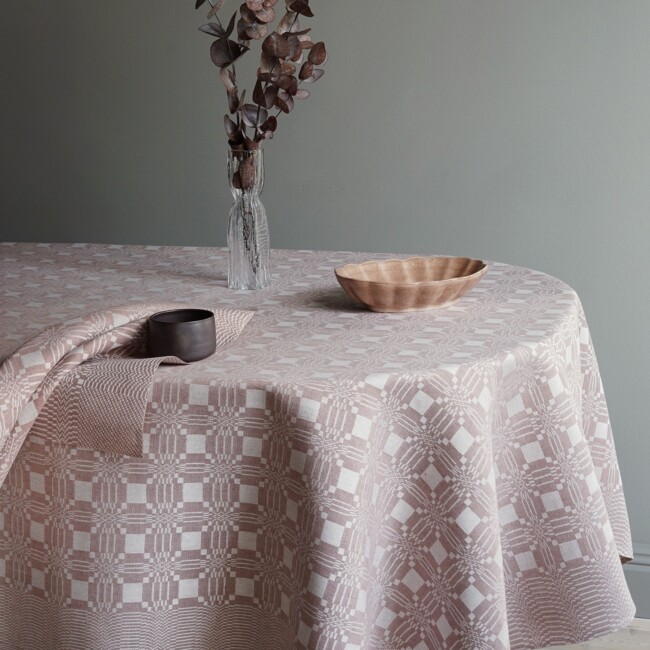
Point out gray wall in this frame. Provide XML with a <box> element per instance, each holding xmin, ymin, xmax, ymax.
<box><xmin>2</xmin><ymin>0</ymin><xmax>650</xmax><ymax>614</ymax></box>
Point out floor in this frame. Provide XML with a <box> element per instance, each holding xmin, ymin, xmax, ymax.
<box><xmin>547</xmin><ymin>618</ymin><xmax>650</xmax><ymax>649</ymax></box>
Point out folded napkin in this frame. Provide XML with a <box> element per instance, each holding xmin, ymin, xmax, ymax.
<box><xmin>0</xmin><ymin>305</ymin><xmax>254</xmax><ymax>487</ymax></box>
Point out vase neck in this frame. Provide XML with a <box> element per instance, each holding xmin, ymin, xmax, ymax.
<box><xmin>228</xmin><ymin>149</ymin><xmax>264</xmax><ymax>196</ymax></box>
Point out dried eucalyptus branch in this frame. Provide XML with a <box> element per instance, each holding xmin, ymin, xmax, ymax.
<box><xmin>195</xmin><ymin>0</ymin><xmax>327</xmax><ymax>152</ymax></box>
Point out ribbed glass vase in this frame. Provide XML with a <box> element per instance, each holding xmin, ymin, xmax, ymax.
<box><xmin>227</xmin><ymin>149</ymin><xmax>271</xmax><ymax>290</ymax></box>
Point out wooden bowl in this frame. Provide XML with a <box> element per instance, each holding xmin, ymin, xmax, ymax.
<box><xmin>335</xmin><ymin>257</ymin><xmax>487</xmax><ymax>312</ymax></box>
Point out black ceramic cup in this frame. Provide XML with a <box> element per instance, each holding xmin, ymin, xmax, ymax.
<box><xmin>147</xmin><ymin>309</ymin><xmax>216</xmax><ymax>362</ymax></box>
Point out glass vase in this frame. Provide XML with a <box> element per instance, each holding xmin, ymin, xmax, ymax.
<box><xmin>227</xmin><ymin>148</ymin><xmax>271</xmax><ymax>290</ymax></box>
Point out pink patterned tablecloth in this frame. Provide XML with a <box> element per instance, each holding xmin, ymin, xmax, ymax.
<box><xmin>0</xmin><ymin>243</ymin><xmax>635</xmax><ymax>650</ymax></box>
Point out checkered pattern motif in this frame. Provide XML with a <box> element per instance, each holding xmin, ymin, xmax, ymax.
<box><xmin>0</xmin><ymin>302</ymin><xmax>254</xmax><ymax>489</ymax></box>
<box><xmin>0</xmin><ymin>243</ymin><xmax>635</xmax><ymax>649</ymax></box>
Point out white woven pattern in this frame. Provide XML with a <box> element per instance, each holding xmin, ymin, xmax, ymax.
<box><xmin>0</xmin><ymin>243</ymin><xmax>635</xmax><ymax>650</ymax></box>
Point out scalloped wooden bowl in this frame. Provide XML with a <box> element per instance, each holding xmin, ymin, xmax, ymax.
<box><xmin>335</xmin><ymin>257</ymin><xmax>487</xmax><ymax>312</ymax></box>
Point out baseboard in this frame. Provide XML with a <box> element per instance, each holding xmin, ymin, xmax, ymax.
<box><xmin>629</xmin><ymin>542</ymin><xmax>650</xmax><ymax>567</ymax></box>
<box><xmin>624</xmin><ymin>542</ymin><xmax>650</xmax><ymax>618</ymax></box>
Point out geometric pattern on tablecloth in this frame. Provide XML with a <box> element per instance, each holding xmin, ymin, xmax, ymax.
<box><xmin>0</xmin><ymin>243</ymin><xmax>635</xmax><ymax>649</ymax></box>
<box><xmin>0</xmin><ymin>303</ymin><xmax>254</xmax><ymax>484</ymax></box>
<box><xmin>29</xmin><ymin>308</ymin><xmax>254</xmax><ymax>458</ymax></box>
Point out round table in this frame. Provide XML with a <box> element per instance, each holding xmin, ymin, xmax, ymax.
<box><xmin>0</xmin><ymin>244</ymin><xmax>635</xmax><ymax>650</ymax></box>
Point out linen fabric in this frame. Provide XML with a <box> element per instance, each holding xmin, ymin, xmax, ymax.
<box><xmin>0</xmin><ymin>305</ymin><xmax>153</xmax><ymax>489</ymax></box>
<box><xmin>0</xmin><ymin>243</ymin><xmax>635</xmax><ymax>650</ymax></box>
<box><xmin>0</xmin><ymin>303</ymin><xmax>254</xmax><ymax>484</ymax></box>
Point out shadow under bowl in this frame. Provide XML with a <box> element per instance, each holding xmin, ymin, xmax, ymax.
<box><xmin>147</xmin><ymin>309</ymin><xmax>216</xmax><ymax>362</ymax></box>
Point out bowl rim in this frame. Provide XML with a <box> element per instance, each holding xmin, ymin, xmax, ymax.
<box><xmin>335</xmin><ymin>256</ymin><xmax>487</xmax><ymax>287</ymax></box>
<box><xmin>149</xmin><ymin>308</ymin><xmax>215</xmax><ymax>325</ymax></box>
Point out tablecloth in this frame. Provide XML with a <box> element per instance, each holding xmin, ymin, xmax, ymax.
<box><xmin>0</xmin><ymin>243</ymin><xmax>635</xmax><ymax>650</ymax></box>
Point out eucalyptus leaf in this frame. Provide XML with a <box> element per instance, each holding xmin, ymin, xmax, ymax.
<box><xmin>200</xmin><ymin>23</ymin><xmax>224</xmax><ymax>38</ymax></box>
<box><xmin>277</xmin><ymin>11</ymin><xmax>298</xmax><ymax>35</ymax></box>
<box><xmin>307</xmin><ymin>41</ymin><xmax>326</xmax><ymax>65</ymax></box>
<box><xmin>225</xmin><ymin>11</ymin><xmax>237</xmax><ymax>37</ymax></box>
<box><xmin>224</xmin><ymin>114</ymin><xmax>239</xmax><ymax>138</ymax></box>
<box><xmin>259</xmin><ymin>53</ymin><xmax>279</xmax><ymax>75</ymax></box>
<box><xmin>288</xmin><ymin>0</ymin><xmax>313</xmax><ymax>18</ymax></box>
<box><xmin>240</xmin><ymin>5</ymin><xmax>257</xmax><ymax>23</ymax></box>
<box><xmin>303</xmin><ymin>68</ymin><xmax>324</xmax><ymax>83</ymax></box>
<box><xmin>206</xmin><ymin>0</ymin><xmax>226</xmax><ymax>15</ymax></box>
<box><xmin>229</xmin><ymin>129</ymin><xmax>246</xmax><ymax>148</ymax></box>
<box><xmin>252</xmin><ymin>79</ymin><xmax>265</xmax><ymax>106</ymax></box>
<box><xmin>274</xmin><ymin>89</ymin><xmax>294</xmax><ymax>113</ymax></box>
<box><xmin>207</xmin><ymin>3</ymin><xmax>222</xmax><ymax>18</ymax></box>
<box><xmin>299</xmin><ymin>61</ymin><xmax>313</xmax><ymax>80</ymax></box>
<box><xmin>219</xmin><ymin>67</ymin><xmax>237</xmax><ymax>92</ymax></box>
<box><xmin>210</xmin><ymin>38</ymin><xmax>248</xmax><ymax>68</ymax></box>
<box><xmin>236</xmin><ymin>18</ymin><xmax>249</xmax><ymax>41</ymax></box>
<box><xmin>275</xmin><ymin>74</ymin><xmax>292</xmax><ymax>91</ymax></box>
<box><xmin>258</xmin><ymin>71</ymin><xmax>278</xmax><ymax>83</ymax></box>
<box><xmin>246</xmin><ymin>23</ymin><xmax>268</xmax><ymax>40</ymax></box>
<box><xmin>228</xmin><ymin>90</ymin><xmax>240</xmax><ymax>113</ymax></box>
<box><xmin>242</xmin><ymin>103</ymin><xmax>268</xmax><ymax>127</ymax></box>
<box><xmin>261</xmin><ymin>115</ymin><xmax>278</xmax><ymax>132</ymax></box>
<box><xmin>286</xmin><ymin>34</ymin><xmax>302</xmax><ymax>61</ymax></box>
<box><xmin>254</xmin><ymin>7</ymin><xmax>275</xmax><ymax>23</ymax></box>
<box><xmin>280</xmin><ymin>61</ymin><xmax>296</xmax><ymax>75</ymax></box>
<box><xmin>264</xmin><ymin>85</ymin><xmax>279</xmax><ymax>109</ymax></box>
<box><xmin>262</xmin><ymin>32</ymin><xmax>290</xmax><ymax>59</ymax></box>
